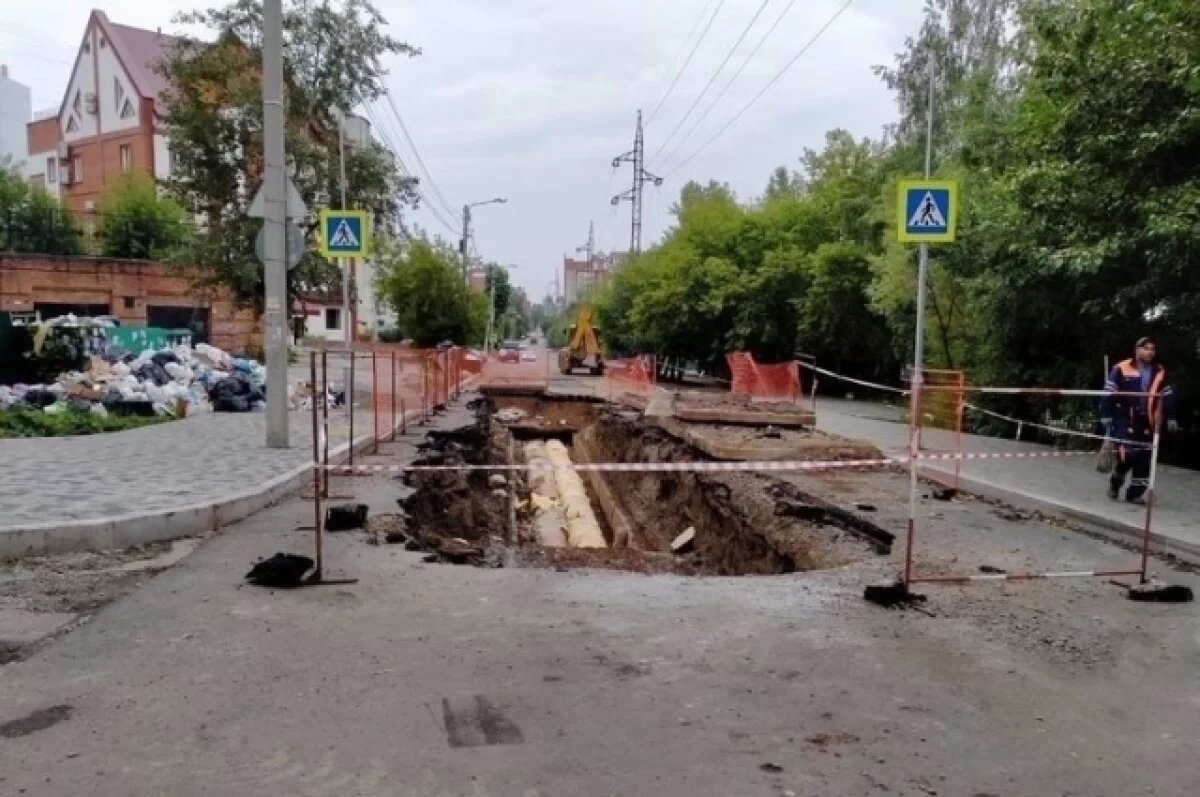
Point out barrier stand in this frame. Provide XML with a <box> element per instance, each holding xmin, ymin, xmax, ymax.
<box><xmin>390</xmin><ymin>351</ymin><xmax>397</xmax><ymax>442</ymax></box>
<box><xmin>348</xmin><ymin>346</ymin><xmax>356</xmax><ymax>469</ymax></box>
<box><xmin>797</xmin><ymin>353</ymin><xmax>818</xmax><ymax>412</ymax></box>
<box><xmin>321</xmin><ymin>349</ymin><xmax>330</xmax><ymax>498</ymax></box>
<box><xmin>309</xmin><ymin>351</ymin><xmax>323</xmax><ymax>579</ymax></box>
<box><xmin>371</xmin><ymin>348</ymin><xmax>380</xmax><ymax>453</ymax></box>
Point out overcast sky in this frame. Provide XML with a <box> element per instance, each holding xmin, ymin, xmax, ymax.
<box><xmin>0</xmin><ymin>0</ymin><xmax>923</xmax><ymax>298</ymax></box>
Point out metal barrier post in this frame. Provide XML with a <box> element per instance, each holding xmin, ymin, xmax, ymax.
<box><xmin>372</xmin><ymin>347</ymin><xmax>379</xmax><ymax>453</ymax></box>
<box><xmin>1140</xmin><ymin>428</ymin><xmax>1162</xmax><ymax>582</ymax></box>
<box><xmin>348</xmin><ymin>349</ymin><xmax>356</xmax><ymax>468</ymax></box>
<box><xmin>401</xmin><ymin>398</ymin><xmax>407</xmax><ymax>436</ymax></box>
<box><xmin>309</xmin><ymin>350</ymin><xmax>323</xmax><ymax>579</ymax></box>
<box><xmin>421</xmin><ymin>353</ymin><xmax>429</xmax><ymax>422</ymax></box>
<box><xmin>390</xmin><ymin>350</ymin><xmax>397</xmax><ymax>442</ymax></box>
<box><xmin>321</xmin><ymin>350</ymin><xmax>330</xmax><ymax>497</ymax></box>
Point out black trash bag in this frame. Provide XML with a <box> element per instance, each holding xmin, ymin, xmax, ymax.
<box><xmin>213</xmin><ymin>395</ymin><xmax>250</xmax><ymax>412</ymax></box>
<box><xmin>134</xmin><ymin>362</ymin><xmax>172</xmax><ymax>387</ymax></box>
<box><xmin>22</xmin><ymin>389</ymin><xmax>60</xmax><ymax>408</ymax></box>
<box><xmin>326</xmin><ymin>503</ymin><xmax>369</xmax><ymax>532</ymax></box>
<box><xmin>151</xmin><ymin>351</ymin><xmax>179</xmax><ymax>367</ymax></box>
<box><xmin>109</xmin><ymin>399</ymin><xmax>156</xmax><ymax>417</ymax></box>
<box><xmin>245</xmin><ymin>553</ymin><xmax>314</xmax><ymax>588</ymax></box>
<box><xmin>208</xmin><ymin>375</ymin><xmax>253</xmax><ymax>401</ymax></box>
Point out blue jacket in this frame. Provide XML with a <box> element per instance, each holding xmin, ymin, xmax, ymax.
<box><xmin>1100</xmin><ymin>359</ymin><xmax>1175</xmax><ymax>435</ymax></box>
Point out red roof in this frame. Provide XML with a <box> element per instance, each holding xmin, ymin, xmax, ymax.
<box><xmin>93</xmin><ymin>10</ymin><xmax>183</xmax><ymax>115</ymax></box>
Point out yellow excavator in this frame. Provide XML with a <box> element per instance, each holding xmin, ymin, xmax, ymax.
<box><xmin>557</xmin><ymin>305</ymin><xmax>605</xmax><ymax>375</ymax></box>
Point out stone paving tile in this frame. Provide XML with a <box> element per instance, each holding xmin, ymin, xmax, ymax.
<box><xmin>0</xmin><ymin>409</ymin><xmax>372</xmax><ymax>529</ymax></box>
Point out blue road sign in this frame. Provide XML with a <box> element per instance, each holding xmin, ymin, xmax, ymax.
<box><xmin>318</xmin><ymin>209</ymin><xmax>370</xmax><ymax>258</ymax></box>
<box><xmin>897</xmin><ymin>180</ymin><xmax>958</xmax><ymax>243</ymax></box>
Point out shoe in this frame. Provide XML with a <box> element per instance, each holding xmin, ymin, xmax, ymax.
<box><xmin>1107</xmin><ymin>483</ymin><xmax>1119</xmax><ymax>500</ymax></box>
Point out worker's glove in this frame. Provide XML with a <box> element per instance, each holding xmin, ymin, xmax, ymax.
<box><xmin>1167</xmin><ymin>419</ymin><xmax>1179</xmax><ymax>434</ymax></box>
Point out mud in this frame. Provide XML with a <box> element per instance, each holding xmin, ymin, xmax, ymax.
<box><xmin>402</xmin><ymin>396</ymin><xmax>890</xmax><ymax>576</ymax></box>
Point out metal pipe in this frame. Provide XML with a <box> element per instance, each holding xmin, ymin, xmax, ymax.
<box><xmin>321</xmin><ymin>349</ymin><xmax>330</xmax><ymax>497</ymax></box>
<box><xmin>1139</xmin><ymin>428</ymin><xmax>1162</xmax><ymax>581</ymax></box>
<box><xmin>372</xmin><ymin>347</ymin><xmax>379</xmax><ymax>452</ymax></box>
<box><xmin>390</xmin><ymin>350</ymin><xmax>397</xmax><ymax>441</ymax></box>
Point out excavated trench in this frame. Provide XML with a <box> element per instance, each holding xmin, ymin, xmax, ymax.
<box><xmin>399</xmin><ymin>393</ymin><xmax>892</xmax><ymax>576</ymax></box>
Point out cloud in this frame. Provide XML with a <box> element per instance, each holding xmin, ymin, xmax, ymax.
<box><xmin>0</xmin><ymin>0</ymin><xmax>925</xmax><ymax>296</ymax></box>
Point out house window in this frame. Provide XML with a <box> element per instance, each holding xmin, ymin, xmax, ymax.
<box><xmin>119</xmin><ymin>144</ymin><xmax>132</xmax><ymax>172</ymax></box>
<box><xmin>72</xmin><ymin>155</ymin><xmax>83</xmax><ymax>184</ymax></box>
<box><xmin>123</xmin><ymin>297</ymin><xmax>136</xmax><ymax>309</ymax></box>
<box><xmin>47</xmin><ymin>158</ymin><xmax>57</xmax><ymax>184</ymax></box>
<box><xmin>325</xmin><ymin>308</ymin><xmax>341</xmax><ymax>330</ymax></box>
<box><xmin>114</xmin><ymin>78</ymin><xmax>124</xmax><ymax>110</ymax></box>
<box><xmin>120</xmin><ymin>100</ymin><xmax>135</xmax><ymax>119</ymax></box>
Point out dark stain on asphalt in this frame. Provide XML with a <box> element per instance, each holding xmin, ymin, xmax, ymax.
<box><xmin>442</xmin><ymin>696</ymin><xmax>524</xmax><ymax>748</ymax></box>
<box><xmin>1</xmin><ymin>704</ymin><xmax>74</xmax><ymax>738</ymax></box>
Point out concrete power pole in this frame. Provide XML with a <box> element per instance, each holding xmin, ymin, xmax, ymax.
<box><xmin>460</xmin><ymin>204</ymin><xmax>471</xmax><ymax>285</ymax></box>
<box><xmin>611</xmin><ymin>110</ymin><xmax>662</xmax><ymax>253</ymax></box>
<box><xmin>261</xmin><ymin>0</ymin><xmax>288</xmax><ymax>448</ymax></box>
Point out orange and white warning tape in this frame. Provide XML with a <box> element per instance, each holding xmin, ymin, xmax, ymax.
<box><xmin>963</xmin><ymin>402</ymin><xmax>1154</xmax><ymax>449</ymax></box>
<box><xmin>313</xmin><ymin>448</ymin><xmax>1096</xmax><ymax>475</ymax></box>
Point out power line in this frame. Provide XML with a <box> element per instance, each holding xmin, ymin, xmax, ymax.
<box><xmin>644</xmin><ymin>0</ymin><xmax>728</xmax><ymax>126</ymax></box>
<box><xmin>378</xmin><ymin>89</ymin><xmax>458</xmax><ymax>221</ymax></box>
<box><xmin>654</xmin><ymin>0</ymin><xmax>801</xmax><ymax>172</ymax></box>
<box><xmin>663</xmin><ymin>0</ymin><xmax>854</xmax><ymax>179</ymax></box>
<box><xmin>610</xmin><ymin>110</ymin><xmax>662</xmax><ymax>254</ymax></box>
<box><xmin>647</xmin><ymin>0</ymin><xmax>772</xmax><ymax>165</ymax></box>
<box><xmin>360</xmin><ymin>99</ymin><xmax>459</xmax><ymax>235</ymax></box>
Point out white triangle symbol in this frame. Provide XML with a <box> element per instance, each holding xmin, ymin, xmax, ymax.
<box><xmin>908</xmin><ymin>191</ymin><xmax>947</xmax><ymax>228</ymax></box>
<box><xmin>330</xmin><ymin>220</ymin><xmax>360</xmax><ymax>247</ymax></box>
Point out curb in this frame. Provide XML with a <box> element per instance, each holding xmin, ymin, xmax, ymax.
<box><xmin>919</xmin><ymin>464</ymin><xmax>1200</xmax><ymax>568</ymax></box>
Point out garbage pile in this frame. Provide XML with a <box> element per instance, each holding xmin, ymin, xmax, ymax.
<box><xmin>0</xmin><ymin>341</ymin><xmax>270</xmax><ymax>417</ymax></box>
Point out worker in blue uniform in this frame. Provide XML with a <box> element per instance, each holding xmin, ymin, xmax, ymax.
<box><xmin>1100</xmin><ymin>337</ymin><xmax>1177</xmax><ymax>503</ymax></box>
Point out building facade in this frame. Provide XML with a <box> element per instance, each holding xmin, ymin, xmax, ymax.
<box><xmin>23</xmin><ymin>10</ymin><xmax>177</xmax><ymax>227</ymax></box>
<box><xmin>0</xmin><ymin>65</ymin><xmax>32</xmax><ymax>170</ymax></box>
<box><xmin>562</xmin><ymin>252</ymin><xmax>626</xmax><ymax>304</ymax></box>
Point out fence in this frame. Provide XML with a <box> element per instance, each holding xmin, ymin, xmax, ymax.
<box><xmin>726</xmin><ymin>351</ymin><xmax>804</xmax><ymax>404</ymax></box>
<box><xmin>606</xmin><ymin>354</ymin><xmax>656</xmax><ymax>397</ymax></box>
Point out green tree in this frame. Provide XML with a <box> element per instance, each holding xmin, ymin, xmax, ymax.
<box><xmin>0</xmin><ymin>167</ymin><xmax>82</xmax><ymax>256</ymax></box>
<box><xmin>375</xmin><ymin>237</ymin><xmax>484</xmax><ymax>346</ymax></box>
<box><xmin>160</xmin><ymin>0</ymin><xmax>419</xmax><ymax>308</ymax></box>
<box><xmin>98</xmin><ymin>174</ymin><xmax>189</xmax><ymax>259</ymax></box>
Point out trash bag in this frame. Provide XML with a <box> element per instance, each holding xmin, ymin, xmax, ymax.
<box><xmin>245</xmin><ymin>552</ymin><xmax>314</xmax><ymax>588</ymax></box>
<box><xmin>1096</xmin><ymin>440</ymin><xmax>1116</xmax><ymax>474</ymax></box>
<box><xmin>326</xmin><ymin>503</ymin><xmax>369</xmax><ymax>531</ymax></box>
<box><xmin>22</xmin><ymin>388</ymin><xmax>59</xmax><ymax>408</ymax></box>
<box><xmin>151</xmin><ymin>351</ymin><xmax>180</xmax><ymax>367</ymax></box>
<box><xmin>133</xmin><ymin>362</ymin><xmax>172</xmax><ymax>387</ymax></box>
<box><xmin>213</xmin><ymin>395</ymin><xmax>250</xmax><ymax>412</ymax></box>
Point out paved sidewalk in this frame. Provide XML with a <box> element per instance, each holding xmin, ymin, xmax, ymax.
<box><xmin>815</xmin><ymin>398</ymin><xmax>1200</xmax><ymax>561</ymax></box>
<box><xmin>0</xmin><ymin>407</ymin><xmax>380</xmax><ymax>557</ymax></box>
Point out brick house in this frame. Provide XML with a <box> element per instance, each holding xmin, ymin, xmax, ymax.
<box><xmin>24</xmin><ymin>9</ymin><xmax>178</xmax><ymax>227</ymax></box>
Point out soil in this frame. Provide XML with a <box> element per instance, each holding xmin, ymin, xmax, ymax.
<box><xmin>0</xmin><ymin>541</ymin><xmax>178</xmax><ymax>614</ymax></box>
<box><xmin>671</xmin><ymin>389</ymin><xmax>810</xmax><ymax>415</ymax></box>
<box><xmin>402</xmin><ymin>397</ymin><xmax>891</xmax><ymax>576</ymax></box>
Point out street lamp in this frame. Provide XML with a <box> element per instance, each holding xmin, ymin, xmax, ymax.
<box><xmin>461</xmin><ymin>197</ymin><xmax>508</xmax><ymax>284</ymax></box>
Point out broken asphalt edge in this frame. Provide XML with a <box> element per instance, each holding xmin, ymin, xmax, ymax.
<box><xmin>0</xmin><ymin>378</ymin><xmax>480</xmax><ymax>560</ymax></box>
<box><xmin>917</xmin><ymin>464</ymin><xmax>1200</xmax><ymax>568</ymax></box>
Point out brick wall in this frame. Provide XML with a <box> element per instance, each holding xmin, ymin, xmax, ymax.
<box><xmin>0</xmin><ymin>253</ymin><xmax>261</xmax><ymax>352</ymax></box>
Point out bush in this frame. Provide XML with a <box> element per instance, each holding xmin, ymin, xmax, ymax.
<box><xmin>0</xmin><ymin>407</ymin><xmax>172</xmax><ymax>438</ymax></box>
<box><xmin>98</xmin><ymin>174</ymin><xmax>189</xmax><ymax>260</ymax></box>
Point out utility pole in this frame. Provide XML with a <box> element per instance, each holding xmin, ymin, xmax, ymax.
<box><xmin>261</xmin><ymin>0</ymin><xmax>288</xmax><ymax>448</ymax></box>
<box><xmin>460</xmin><ymin>204</ymin><xmax>471</xmax><ymax>286</ymax></box>
<box><xmin>611</xmin><ymin>110</ymin><xmax>662</xmax><ymax>253</ymax></box>
<box><xmin>904</xmin><ymin>55</ymin><xmax>937</xmax><ymax>587</ymax></box>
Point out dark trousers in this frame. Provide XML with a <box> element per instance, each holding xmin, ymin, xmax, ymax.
<box><xmin>1111</xmin><ymin>430</ymin><xmax>1153</xmax><ymax>500</ymax></box>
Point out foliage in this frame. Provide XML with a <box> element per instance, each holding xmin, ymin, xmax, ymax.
<box><xmin>374</xmin><ymin>237</ymin><xmax>485</xmax><ymax>346</ymax></box>
<box><xmin>0</xmin><ymin>407</ymin><xmax>172</xmax><ymax>438</ymax></box>
<box><xmin>0</xmin><ymin>167</ymin><xmax>82</xmax><ymax>256</ymax></box>
<box><xmin>160</xmin><ymin>0</ymin><xmax>419</xmax><ymax>308</ymax></box>
<box><xmin>98</xmin><ymin>174</ymin><xmax>189</xmax><ymax>259</ymax></box>
<box><xmin>595</xmin><ymin>0</ymin><xmax>1200</xmax><ymax>467</ymax></box>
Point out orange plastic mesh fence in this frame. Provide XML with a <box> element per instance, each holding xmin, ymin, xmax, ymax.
<box><xmin>606</xmin><ymin>355</ymin><xmax>656</xmax><ymax>397</ymax></box>
<box><xmin>726</xmin><ymin>352</ymin><xmax>802</xmax><ymax>403</ymax></box>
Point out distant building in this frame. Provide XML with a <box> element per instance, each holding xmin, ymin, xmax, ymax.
<box><xmin>0</xmin><ymin>65</ymin><xmax>32</xmax><ymax>170</ymax></box>
<box><xmin>562</xmin><ymin>251</ymin><xmax>627</xmax><ymax>304</ymax></box>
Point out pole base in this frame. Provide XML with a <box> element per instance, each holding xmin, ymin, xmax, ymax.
<box><xmin>863</xmin><ymin>578</ymin><xmax>927</xmax><ymax>608</ymax></box>
<box><xmin>1126</xmin><ymin>580</ymin><xmax>1194</xmax><ymax>603</ymax></box>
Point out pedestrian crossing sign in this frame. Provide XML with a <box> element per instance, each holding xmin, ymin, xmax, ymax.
<box><xmin>318</xmin><ymin>209</ymin><xmax>370</xmax><ymax>258</ymax></box>
<box><xmin>897</xmin><ymin>180</ymin><xmax>958</xmax><ymax>243</ymax></box>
